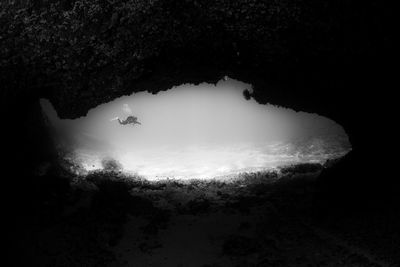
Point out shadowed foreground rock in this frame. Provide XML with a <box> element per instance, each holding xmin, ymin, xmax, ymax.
<box><xmin>6</xmin><ymin>166</ymin><xmax>399</xmax><ymax>266</ymax></box>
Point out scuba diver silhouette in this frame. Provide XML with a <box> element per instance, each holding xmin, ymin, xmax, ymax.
<box><xmin>111</xmin><ymin>116</ymin><xmax>141</xmax><ymax>126</ymax></box>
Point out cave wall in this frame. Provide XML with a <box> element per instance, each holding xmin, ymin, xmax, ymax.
<box><xmin>1</xmin><ymin>3</ymin><xmax>397</xmax><ymax>265</ymax></box>
<box><xmin>0</xmin><ymin>0</ymin><xmax>396</xmax><ymax>202</ymax></box>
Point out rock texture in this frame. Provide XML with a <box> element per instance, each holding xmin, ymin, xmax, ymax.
<box><xmin>1</xmin><ymin>2</ymin><xmax>397</xmax><ymax>265</ymax></box>
<box><xmin>1</xmin><ymin>0</ymin><xmax>396</xmax><ymax>200</ymax></box>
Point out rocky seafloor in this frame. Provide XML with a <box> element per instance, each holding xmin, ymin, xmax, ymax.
<box><xmin>8</xmin><ymin>162</ymin><xmax>400</xmax><ymax>267</ymax></box>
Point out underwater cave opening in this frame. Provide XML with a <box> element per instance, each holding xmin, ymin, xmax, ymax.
<box><xmin>40</xmin><ymin>77</ymin><xmax>351</xmax><ymax>181</ymax></box>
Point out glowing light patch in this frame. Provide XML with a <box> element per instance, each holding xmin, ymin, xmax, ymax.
<box><xmin>41</xmin><ymin>78</ymin><xmax>351</xmax><ymax>180</ymax></box>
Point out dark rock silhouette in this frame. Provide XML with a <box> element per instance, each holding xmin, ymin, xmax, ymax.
<box><xmin>1</xmin><ymin>1</ymin><xmax>397</xmax><ymax>266</ymax></box>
